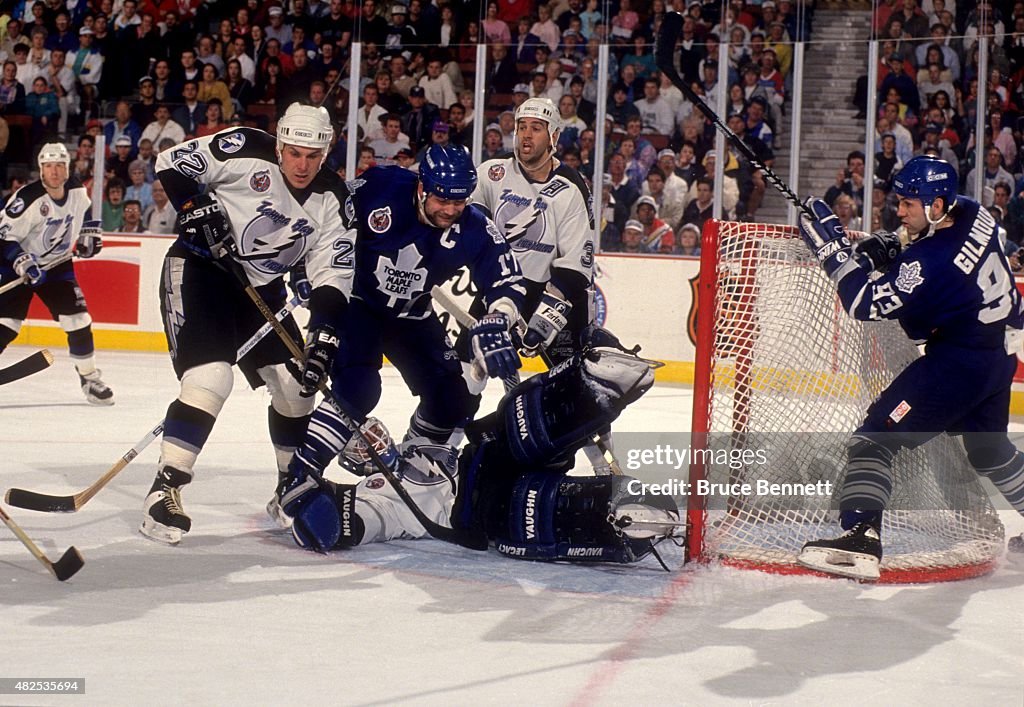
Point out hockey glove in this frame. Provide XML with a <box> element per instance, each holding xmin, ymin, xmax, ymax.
<box><xmin>177</xmin><ymin>193</ymin><xmax>233</xmax><ymax>258</ymax></box>
<box><xmin>75</xmin><ymin>220</ymin><xmax>103</xmax><ymax>258</ymax></box>
<box><xmin>299</xmin><ymin>323</ymin><xmax>339</xmax><ymax>397</ymax></box>
<box><xmin>13</xmin><ymin>251</ymin><xmax>45</xmax><ymax>285</ymax></box>
<box><xmin>470</xmin><ymin>312</ymin><xmax>521</xmax><ymax>380</ymax></box>
<box><xmin>854</xmin><ymin>230</ymin><xmax>901</xmax><ymax>272</ymax></box>
<box><xmin>289</xmin><ymin>260</ymin><xmax>312</xmax><ymax>305</ymax></box>
<box><xmin>799</xmin><ymin>198</ymin><xmax>853</xmax><ymax>281</ymax></box>
<box><xmin>521</xmin><ymin>292</ymin><xmax>572</xmax><ymax>357</ymax></box>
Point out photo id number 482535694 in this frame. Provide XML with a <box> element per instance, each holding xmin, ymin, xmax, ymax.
<box><xmin>0</xmin><ymin>679</ymin><xmax>84</xmax><ymax>694</ymax></box>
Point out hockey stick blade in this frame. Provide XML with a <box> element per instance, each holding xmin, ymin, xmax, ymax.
<box><xmin>655</xmin><ymin>11</ymin><xmax>811</xmax><ymax>218</ymax></box>
<box><xmin>0</xmin><ymin>505</ymin><xmax>84</xmax><ymax>581</ymax></box>
<box><xmin>50</xmin><ymin>546</ymin><xmax>85</xmax><ymax>581</ymax></box>
<box><xmin>0</xmin><ymin>349</ymin><xmax>54</xmax><ymax>385</ymax></box>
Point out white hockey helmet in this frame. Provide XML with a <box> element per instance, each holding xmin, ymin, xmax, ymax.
<box><xmin>276</xmin><ymin>102</ymin><xmax>334</xmax><ymax>153</ymax></box>
<box><xmin>37</xmin><ymin>142</ymin><xmax>70</xmax><ymax>170</ymax></box>
<box><xmin>514</xmin><ymin>97</ymin><xmax>561</xmax><ymax>152</ymax></box>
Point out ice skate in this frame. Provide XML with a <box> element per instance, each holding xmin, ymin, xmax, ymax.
<box><xmin>140</xmin><ymin>467</ymin><xmax>192</xmax><ymax>544</ymax></box>
<box><xmin>797</xmin><ymin>522</ymin><xmax>882</xmax><ymax>581</ymax></box>
<box><xmin>79</xmin><ymin>369</ymin><xmax>114</xmax><ymax>405</ymax></box>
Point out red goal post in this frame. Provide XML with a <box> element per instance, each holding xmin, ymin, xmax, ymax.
<box><xmin>687</xmin><ymin>219</ymin><xmax>1004</xmax><ymax>583</ymax></box>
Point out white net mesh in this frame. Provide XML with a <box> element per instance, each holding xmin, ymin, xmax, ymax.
<box><xmin>692</xmin><ymin>221</ymin><xmax>1004</xmax><ymax>582</ymax></box>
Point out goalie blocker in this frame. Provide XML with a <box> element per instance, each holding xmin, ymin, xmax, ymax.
<box><xmin>287</xmin><ymin>345</ymin><xmax>682</xmax><ymax>564</ymax></box>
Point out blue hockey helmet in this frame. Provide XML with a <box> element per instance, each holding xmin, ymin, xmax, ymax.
<box><xmin>419</xmin><ymin>144</ymin><xmax>477</xmax><ymax>200</ymax></box>
<box><xmin>891</xmin><ymin>155</ymin><xmax>958</xmax><ymax>211</ymax></box>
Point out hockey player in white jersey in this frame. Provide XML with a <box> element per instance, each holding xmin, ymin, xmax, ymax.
<box><xmin>471</xmin><ymin>96</ymin><xmax>618</xmax><ymax>473</ymax></box>
<box><xmin>141</xmin><ymin>103</ymin><xmax>355</xmax><ymax>544</ymax></box>
<box><xmin>0</xmin><ymin>143</ymin><xmax>113</xmax><ymax>404</ymax></box>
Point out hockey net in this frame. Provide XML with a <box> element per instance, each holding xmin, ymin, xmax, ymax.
<box><xmin>688</xmin><ymin>219</ymin><xmax>1004</xmax><ymax>583</ymax></box>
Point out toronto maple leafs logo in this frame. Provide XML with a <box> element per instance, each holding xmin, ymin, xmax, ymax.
<box><xmin>374</xmin><ymin>243</ymin><xmax>427</xmax><ymax>307</ymax></box>
<box><xmin>369</xmin><ymin>206</ymin><xmax>392</xmax><ymax>234</ymax></box>
<box><xmin>895</xmin><ymin>261</ymin><xmax>924</xmax><ymax>294</ymax></box>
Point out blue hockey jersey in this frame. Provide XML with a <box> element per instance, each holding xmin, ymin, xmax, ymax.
<box><xmin>345</xmin><ymin>166</ymin><xmax>526</xmax><ymax>320</ymax></box>
<box><xmin>837</xmin><ymin>196</ymin><xmax>1024</xmax><ymax>349</ymax></box>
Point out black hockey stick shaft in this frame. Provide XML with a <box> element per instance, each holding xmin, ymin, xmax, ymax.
<box><xmin>0</xmin><ymin>504</ymin><xmax>84</xmax><ymax>580</ymax></box>
<box><xmin>220</xmin><ymin>256</ymin><xmax>487</xmax><ymax>550</ymax></box>
<box><xmin>655</xmin><ymin>11</ymin><xmax>812</xmax><ymax>218</ymax></box>
<box><xmin>0</xmin><ymin>349</ymin><xmax>53</xmax><ymax>385</ymax></box>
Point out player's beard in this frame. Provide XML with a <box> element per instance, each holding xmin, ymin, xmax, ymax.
<box><xmin>516</xmin><ymin>138</ymin><xmax>552</xmax><ymax>173</ymax></box>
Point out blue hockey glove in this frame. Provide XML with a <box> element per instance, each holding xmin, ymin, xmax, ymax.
<box><xmin>799</xmin><ymin>198</ymin><xmax>853</xmax><ymax>281</ymax></box>
<box><xmin>13</xmin><ymin>251</ymin><xmax>45</xmax><ymax>285</ymax></box>
<box><xmin>299</xmin><ymin>323</ymin><xmax>339</xmax><ymax>397</ymax></box>
<box><xmin>470</xmin><ymin>312</ymin><xmax>521</xmax><ymax>380</ymax></box>
<box><xmin>177</xmin><ymin>193</ymin><xmax>232</xmax><ymax>258</ymax></box>
<box><xmin>278</xmin><ymin>457</ymin><xmax>323</xmax><ymax>518</ymax></box>
<box><xmin>521</xmin><ymin>292</ymin><xmax>571</xmax><ymax>357</ymax></box>
<box><xmin>289</xmin><ymin>261</ymin><xmax>312</xmax><ymax>305</ymax></box>
<box><xmin>75</xmin><ymin>220</ymin><xmax>103</xmax><ymax>258</ymax></box>
<box><xmin>854</xmin><ymin>230</ymin><xmax>901</xmax><ymax>272</ymax></box>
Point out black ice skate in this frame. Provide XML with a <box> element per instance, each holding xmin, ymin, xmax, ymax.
<box><xmin>78</xmin><ymin>369</ymin><xmax>114</xmax><ymax>406</ymax></box>
<box><xmin>140</xmin><ymin>467</ymin><xmax>192</xmax><ymax>544</ymax></box>
<box><xmin>797</xmin><ymin>522</ymin><xmax>883</xmax><ymax>581</ymax></box>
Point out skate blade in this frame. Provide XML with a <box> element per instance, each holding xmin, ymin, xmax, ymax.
<box><xmin>84</xmin><ymin>393</ymin><xmax>115</xmax><ymax>406</ymax></box>
<box><xmin>797</xmin><ymin>546</ymin><xmax>880</xmax><ymax>581</ymax></box>
<box><xmin>139</xmin><ymin>519</ymin><xmax>184</xmax><ymax>545</ymax></box>
<box><xmin>266</xmin><ymin>496</ymin><xmax>293</xmax><ymax>530</ymax></box>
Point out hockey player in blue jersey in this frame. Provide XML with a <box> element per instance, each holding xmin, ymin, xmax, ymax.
<box><xmin>272</xmin><ymin>144</ymin><xmax>527</xmax><ymax>527</ymax></box>
<box><xmin>796</xmin><ymin>155</ymin><xmax>1024</xmax><ymax>580</ymax></box>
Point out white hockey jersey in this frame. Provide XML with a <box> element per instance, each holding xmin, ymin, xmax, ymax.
<box><xmin>154</xmin><ymin>128</ymin><xmax>353</xmax><ymax>292</ymax></box>
<box><xmin>0</xmin><ymin>178</ymin><xmax>91</xmax><ymax>267</ymax></box>
<box><xmin>472</xmin><ymin>157</ymin><xmax>594</xmax><ymax>296</ymax></box>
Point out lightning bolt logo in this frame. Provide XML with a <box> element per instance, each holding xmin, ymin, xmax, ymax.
<box><xmin>503</xmin><ymin>208</ymin><xmax>541</xmax><ymax>245</ymax></box>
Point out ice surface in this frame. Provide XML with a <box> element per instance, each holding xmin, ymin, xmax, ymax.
<box><xmin>1</xmin><ymin>348</ymin><xmax>1021</xmax><ymax>705</ymax></box>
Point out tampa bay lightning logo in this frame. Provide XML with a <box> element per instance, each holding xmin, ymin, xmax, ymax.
<box><xmin>236</xmin><ymin>200</ymin><xmax>307</xmax><ymax>274</ymax></box>
<box><xmin>494</xmin><ymin>189</ymin><xmax>551</xmax><ymax>254</ymax></box>
<box><xmin>250</xmin><ymin>170</ymin><xmax>271</xmax><ymax>192</ymax></box>
<box><xmin>6</xmin><ymin>197</ymin><xmax>25</xmax><ymax>215</ymax></box>
<box><xmin>218</xmin><ymin>131</ymin><xmax>246</xmax><ymax>153</ymax></box>
<box><xmin>369</xmin><ymin>206</ymin><xmax>392</xmax><ymax>234</ymax></box>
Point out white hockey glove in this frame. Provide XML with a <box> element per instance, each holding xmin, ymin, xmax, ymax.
<box><xmin>853</xmin><ymin>230</ymin><xmax>901</xmax><ymax>272</ymax></box>
<box><xmin>799</xmin><ymin>198</ymin><xmax>853</xmax><ymax>281</ymax></box>
<box><xmin>13</xmin><ymin>251</ymin><xmax>45</xmax><ymax>285</ymax></box>
<box><xmin>75</xmin><ymin>220</ymin><xmax>103</xmax><ymax>259</ymax></box>
<box><xmin>521</xmin><ymin>291</ymin><xmax>572</xmax><ymax>357</ymax></box>
<box><xmin>299</xmin><ymin>324</ymin><xmax>339</xmax><ymax>397</ymax></box>
<box><xmin>470</xmin><ymin>312</ymin><xmax>521</xmax><ymax>380</ymax></box>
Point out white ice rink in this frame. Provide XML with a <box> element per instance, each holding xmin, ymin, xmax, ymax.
<box><xmin>2</xmin><ymin>347</ymin><xmax>1022</xmax><ymax>706</ymax></box>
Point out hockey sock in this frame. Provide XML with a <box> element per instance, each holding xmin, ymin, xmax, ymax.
<box><xmin>161</xmin><ymin>399</ymin><xmax>218</xmax><ymax>474</ymax></box>
<box><xmin>268</xmin><ymin>405</ymin><xmax>312</xmax><ymax>474</ymax></box>
<box><xmin>837</xmin><ymin>435</ymin><xmax>895</xmax><ymax>530</ymax></box>
<box><xmin>407</xmin><ymin>408</ymin><xmax>456</xmax><ymax>444</ymax></box>
<box><xmin>294</xmin><ymin>401</ymin><xmax>356</xmax><ymax>474</ymax></box>
<box><xmin>64</xmin><ymin>322</ymin><xmax>96</xmax><ymax>371</ymax></box>
<box><xmin>975</xmin><ymin>450</ymin><xmax>1024</xmax><ymax>515</ymax></box>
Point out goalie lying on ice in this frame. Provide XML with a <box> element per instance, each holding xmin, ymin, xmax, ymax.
<box><xmin>281</xmin><ymin>345</ymin><xmax>682</xmax><ymax>564</ymax></box>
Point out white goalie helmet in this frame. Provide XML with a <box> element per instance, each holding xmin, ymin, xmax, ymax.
<box><xmin>276</xmin><ymin>102</ymin><xmax>334</xmax><ymax>153</ymax></box>
<box><xmin>37</xmin><ymin>142</ymin><xmax>70</xmax><ymax>170</ymax></box>
<box><xmin>514</xmin><ymin>97</ymin><xmax>561</xmax><ymax>152</ymax></box>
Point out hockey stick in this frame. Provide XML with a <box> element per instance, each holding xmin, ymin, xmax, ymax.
<box><xmin>431</xmin><ymin>286</ymin><xmax>625</xmax><ymax>475</ymax></box>
<box><xmin>0</xmin><ymin>253</ymin><xmax>76</xmax><ymax>296</ymax></box>
<box><xmin>3</xmin><ymin>299</ymin><xmax>300</xmax><ymax>513</ymax></box>
<box><xmin>0</xmin><ymin>504</ymin><xmax>84</xmax><ymax>580</ymax></box>
<box><xmin>0</xmin><ymin>349</ymin><xmax>54</xmax><ymax>385</ymax></box>
<box><xmin>654</xmin><ymin>11</ymin><xmax>812</xmax><ymax>218</ymax></box>
<box><xmin>216</xmin><ymin>251</ymin><xmax>488</xmax><ymax>550</ymax></box>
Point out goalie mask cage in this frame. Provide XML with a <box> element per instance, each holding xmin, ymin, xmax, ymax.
<box><xmin>688</xmin><ymin>219</ymin><xmax>1004</xmax><ymax>583</ymax></box>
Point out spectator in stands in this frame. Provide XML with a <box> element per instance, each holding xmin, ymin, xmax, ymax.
<box><xmin>119</xmin><ymin>199</ymin><xmax>145</xmax><ymax>233</ymax></box>
<box><xmin>623</xmin><ymin>114</ymin><xmax>656</xmax><ymax>173</ymax></box>
<box><xmin>993</xmin><ymin>181</ymin><xmax>1012</xmax><ymax>227</ymax></box>
<box><xmin>556</xmin><ymin>94</ymin><xmax>586</xmax><ymax>150</ymax></box>
<box><xmin>681</xmin><ymin>176</ymin><xmax>714</xmax><ymax>232</ymax></box>
<box><xmin>676</xmin><ymin>223</ymin><xmax>701</xmax><ymax>256</ymax></box>
<box><xmin>1005</xmin><ymin>181</ymin><xmax>1024</xmax><ymax>246</ymax></box>
<box><xmin>726</xmin><ymin>112</ymin><xmax>772</xmax><ymax>218</ymax></box>
<box><xmin>265</xmin><ymin>6</ymin><xmax>292</xmax><ymax>45</ymax></box>
<box><xmin>135</xmin><ymin>138</ymin><xmax>156</xmax><ymax>180</ymax></box>
<box><xmin>133</xmin><ymin>76</ymin><xmax>159</xmax><ymax>129</ymax></box>
<box><xmin>125</xmin><ymin>159</ymin><xmax>154</xmax><ymax>211</ymax></box>
<box><xmin>824</xmin><ymin>150</ymin><xmax>865</xmax><ymax>211</ymax></box>
<box><xmin>402</xmin><ymin>85</ymin><xmax>441</xmax><ymax>150</ymax></box>
<box><xmin>639</xmin><ymin>166</ymin><xmax>683</xmax><ymax>233</ymax></box>
<box><xmin>71</xmin><ymin>134</ymin><xmax>95</xmax><ymax>186</ymax></box>
<box><xmin>0</xmin><ymin>19</ymin><xmax>27</xmax><ymax>61</ymax></box>
<box><xmin>878</xmin><ymin>102</ymin><xmax>914</xmax><ymax>163</ymax></box>
<box><xmin>607</xmin><ymin>82</ymin><xmax>640</xmax><ymax>127</ymax></box>
<box><xmin>607</xmin><ymin>151</ymin><xmax>639</xmax><ymax>214</ymax></box>
<box><xmin>481</xmin><ymin>123</ymin><xmax>506</xmax><ymax>160</ymax></box>
<box><xmin>408</xmin><ymin>0</ymin><xmax>439</xmax><ymax>47</ymax></box>
<box><xmin>487</xmin><ymin>43</ymin><xmax>518</xmax><ymax>95</ymax></box>
<box><xmin>368</xmin><ymin>112</ymin><xmax>410</xmax><ymax>159</ymax></box>
<box><xmin>414</xmin><ymin>119</ymin><xmax>451</xmax><ymax>163</ymax></box>
<box><xmin>915</xmin><ymin>23</ymin><xmax>961</xmax><ymax>81</ymax></box>
<box><xmin>635</xmin><ymin>76</ymin><xmax>675</xmax><ymax>136</ymax></box>
<box><xmin>255</xmin><ymin>57</ymin><xmax>284</xmax><ymax>106</ymax></box>
<box><xmin>176</xmin><ymin>48</ymin><xmax>203</xmax><ymax>86</ymax></box>
<box><xmin>356</xmin><ymin>83</ymin><xmax>387</xmax><ymax>142</ymax></box>
<box><xmin>226</xmin><ymin>59</ymin><xmax>256</xmax><ymax>114</ymax></box>
<box><xmin>195</xmin><ymin>98</ymin><xmax>228</xmax><ymax>138</ymax></box>
<box><xmin>632</xmin><ymin>195</ymin><xmax>674</xmax><ymax>253</ymax></box>
<box><xmin>446</xmin><ymin>102</ymin><xmax>470</xmax><ymax>146</ymax></box>
<box><xmin>875</xmin><ymin>132</ymin><xmax>903</xmax><ymax>183</ymax></box>
<box><xmin>172</xmin><ymin>80</ymin><xmax>205</xmax><ymax>136</ymax></box>
<box><xmin>385</xmin><ymin>53</ymin><xmax>414</xmax><ymax>99</ymax></box>
<box><xmin>879</xmin><ymin>52</ymin><xmax>920</xmax><ymax>116</ymax></box>
<box><xmin>988</xmin><ymin>109</ymin><xmax>1017</xmax><ymax>165</ymax></box>
<box><xmin>196</xmin><ymin>34</ymin><xmax>225</xmax><ymax>77</ymax></box>
<box><xmin>25</xmin><ymin>75</ymin><xmax>59</xmax><ymax>145</ymax></box>
<box><xmin>674</xmin><ymin>139</ymin><xmax>704</xmax><ymax>186</ymax></box>
<box><xmin>0</xmin><ymin>61</ymin><xmax>27</xmax><ymax>117</ymax></box>
<box><xmin>917</xmin><ymin>62</ymin><xmax>956</xmax><ymax>109</ymax></box>
<box><xmin>197</xmin><ymin>64</ymin><xmax>233</xmax><ymax>120</ymax></box>
<box><xmin>513</xmin><ymin>16</ymin><xmax>543</xmax><ymax>65</ymax></box>
<box><xmin>383</xmin><ymin>3</ymin><xmax>417</xmax><ymax>58</ymax></box>
<box><xmin>140</xmin><ymin>103</ymin><xmax>185</xmax><ymax>153</ymax></box>
<box><xmin>562</xmin><ymin>76</ymin><xmax>594</xmax><ymax>126</ymax></box>
<box><xmin>419</xmin><ymin>56</ymin><xmax>457</xmax><ymax>112</ymax></box>
<box><xmin>530</xmin><ymin>3</ymin><xmax>561</xmax><ymax>52</ymax></box>
<box><xmin>965</xmin><ymin>147</ymin><xmax>1015</xmax><ymax>207</ymax></box>
<box><xmin>619</xmin><ymin>218</ymin><xmax>644</xmax><ymax>253</ymax></box>
<box><xmin>482</xmin><ymin>1</ymin><xmax>511</xmax><ymax>44</ymax></box>
<box><xmin>834</xmin><ymin>193</ymin><xmax>862</xmax><ymax>231</ymax></box>
<box><xmin>68</xmin><ymin>28</ymin><xmax>102</xmax><ymax>120</ymax></box>
<box><xmin>107</xmin><ymin>135</ymin><xmax>136</xmax><ymax>180</ymax></box>
<box><xmin>102</xmin><ymin>176</ymin><xmax>126</xmax><ymax>231</ymax></box>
